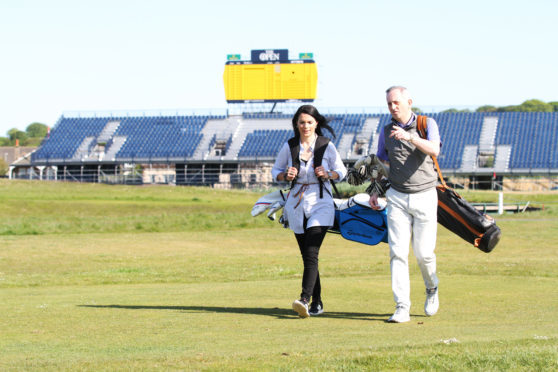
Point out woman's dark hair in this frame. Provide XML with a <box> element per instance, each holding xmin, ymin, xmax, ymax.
<box><xmin>291</xmin><ymin>105</ymin><xmax>336</xmax><ymax>139</ymax></box>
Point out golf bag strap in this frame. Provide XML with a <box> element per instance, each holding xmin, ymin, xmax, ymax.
<box><xmin>330</xmin><ymin>177</ymin><xmax>341</xmax><ymax>199</ymax></box>
<box><xmin>288</xmin><ymin>136</ymin><xmax>333</xmax><ymax>198</ymax></box>
<box><xmin>417</xmin><ymin>115</ymin><xmax>448</xmax><ymax>189</ymax></box>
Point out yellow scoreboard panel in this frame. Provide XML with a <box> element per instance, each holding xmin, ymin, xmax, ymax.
<box><xmin>223</xmin><ymin>61</ymin><xmax>317</xmax><ymax>103</ymax></box>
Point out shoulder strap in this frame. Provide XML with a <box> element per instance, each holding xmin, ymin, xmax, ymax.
<box><xmin>314</xmin><ymin>136</ymin><xmax>331</xmax><ymax>198</ymax></box>
<box><xmin>288</xmin><ymin>135</ymin><xmax>330</xmax><ymax>169</ymax></box>
<box><xmin>287</xmin><ymin>137</ymin><xmax>300</xmax><ymax>189</ymax></box>
<box><xmin>287</xmin><ymin>137</ymin><xmax>300</xmax><ymax>172</ymax></box>
<box><xmin>313</xmin><ymin>136</ymin><xmax>330</xmax><ymax>168</ymax></box>
<box><xmin>314</xmin><ymin>136</ymin><xmax>341</xmax><ymax>198</ymax></box>
<box><xmin>287</xmin><ymin>136</ymin><xmax>338</xmax><ymax>198</ymax></box>
<box><xmin>416</xmin><ymin>115</ymin><xmax>428</xmax><ymax>139</ymax></box>
<box><xmin>416</xmin><ymin>115</ymin><xmax>448</xmax><ymax>189</ymax></box>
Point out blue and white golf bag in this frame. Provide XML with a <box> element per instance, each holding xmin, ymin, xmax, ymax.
<box><xmin>252</xmin><ymin>191</ymin><xmax>388</xmax><ymax>246</ymax></box>
<box><xmin>330</xmin><ymin>193</ymin><xmax>388</xmax><ymax>246</ymax></box>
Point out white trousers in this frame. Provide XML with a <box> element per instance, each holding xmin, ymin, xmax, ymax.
<box><xmin>386</xmin><ymin>187</ymin><xmax>439</xmax><ymax>310</ymax></box>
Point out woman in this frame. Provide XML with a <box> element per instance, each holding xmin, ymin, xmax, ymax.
<box><xmin>272</xmin><ymin>105</ymin><xmax>347</xmax><ymax>318</ymax></box>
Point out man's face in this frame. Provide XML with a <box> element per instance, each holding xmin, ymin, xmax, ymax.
<box><xmin>386</xmin><ymin>89</ymin><xmax>412</xmax><ymax>123</ymax></box>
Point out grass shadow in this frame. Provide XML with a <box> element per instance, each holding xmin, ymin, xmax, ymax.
<box><xmin>78</xmin><ymin>304</ymin><xmax>394</xmax><ymax>321</ymax></box>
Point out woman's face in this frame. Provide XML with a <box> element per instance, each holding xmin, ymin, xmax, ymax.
<box><xmin>297</xmin><ymin>113</ymin><xmax>318</xmax><ymax>138</ymax></box>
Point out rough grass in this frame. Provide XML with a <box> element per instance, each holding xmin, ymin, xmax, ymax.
<box><xmin>0</xmin><ymin>180</ymin><xmax>269</xmax><ymax>235</ymax></box>
<box><xmin>0</xmin><ymin>180</ymin><xmax>557</xmax><ymax>371</ymax></box>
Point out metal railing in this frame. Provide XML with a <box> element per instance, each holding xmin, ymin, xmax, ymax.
<box><xmin>8</xmin><ymin>163</ymin><xmax>558</xmax><ymax>192</ymax></box>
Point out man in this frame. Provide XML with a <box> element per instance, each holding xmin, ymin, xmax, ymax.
<box><xmin>369</xmin><ymin>86</ymin><xmax>441</xmax><ymax>323</ymax></box>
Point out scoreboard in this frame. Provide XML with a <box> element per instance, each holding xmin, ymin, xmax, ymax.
<box><xmin>223</xmin><ymin>49</ymin><xmax>317</xmax><ymax>103</ymax></box>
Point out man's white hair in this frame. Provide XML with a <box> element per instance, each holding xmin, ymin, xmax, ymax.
<box><xmin>385</xmin><ymin>86</ymin><xmax>409</xmax><ymax>96</ymax></box>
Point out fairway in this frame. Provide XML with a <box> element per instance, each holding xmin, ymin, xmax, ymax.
<box><xmin>1</xmin><ymin>180</ymin><xmax>557</xmax><ymax>371</ymax></box>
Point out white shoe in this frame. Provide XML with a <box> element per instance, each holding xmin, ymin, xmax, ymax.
<box><xmin>425</xmin><ymin>287</ymin><xmax>439</xmax><ymax>316</ymax></box>
<box><xmin>388</xmin><ymin>306</ymin><xmax>410</xmax><ymax>323</ymax></box>
<box><xmin>292</xmin><ymin>299</ymin><xmax>310</xmax><ymax>318</ymax></box>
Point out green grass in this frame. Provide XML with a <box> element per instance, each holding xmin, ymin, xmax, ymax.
<box><xmin>0</xmin><ymin>180</ymin><xmax>270</xmax><ymax>235</ymax></box>
<box><xmin>0</xmin><ymin>180</ymin><xmax>557</xmax><ymax>371</ymax></box>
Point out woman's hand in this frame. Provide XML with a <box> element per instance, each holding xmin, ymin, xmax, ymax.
<box><xmin>284</xmin><ymin>167</ymin><xmax>298</xmax><ymax>181</ymax></box>
<box><xmin>314</xmin><ymin>166</ymin><xmax>330</xmax><ymax>180</ymax></box>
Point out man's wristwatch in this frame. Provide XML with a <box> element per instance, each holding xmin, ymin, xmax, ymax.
<box><xmin>327</xmin><ymin>171</ymin><xmax>334</xmax><ymax>179</ymax></box>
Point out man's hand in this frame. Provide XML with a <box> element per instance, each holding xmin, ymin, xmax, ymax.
<box><xmin>389</xmin><ymin>126</ymin><xmax>411</xmax><ymax>142</ymax></box>
<box><xmin>389</xmin><ymin>126</ymin><xmax>440</xmax><ymax>157</ymax></box>
<box><xmin>369</xmin><ymin>193</ymin><xmax>382</xmax><ymax>210</ymax></box>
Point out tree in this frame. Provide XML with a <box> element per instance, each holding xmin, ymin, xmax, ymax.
<box><xmin>7</xmin><ymin>128</ymin><xmax>28</xmax><ymax>143</ymax></box>
<box><xmin>476</xmin><ymin>100</ymin><xmax>556</xmax><ymax>113</ymax></box>
<box><xmin>476</xmin><ymin>105</ymin><xmax>498</xmax><ymax>112</ymax></box>
<box><xmin>26</xmin><ymin>122</ymin><xmax>48</xmax><ymax>138</ymax></box>
<box><xmin>0</xmin><ymin>158</ymin><xmax>8</xmax><ymax>176</ymax></box>
<box><xmin>442</xmin><ymin>108</ymin><xmax>471</xmax><ymax>113</ymax></box>
<box><xmin>517</xmin><ymin>99</ymin><xmax>553</xmax><ymax>112</ymax></box>
<box><xmin>498</xmin><ymin>105</ymin><xmax>521</xmax><ymax>112</ymax></box>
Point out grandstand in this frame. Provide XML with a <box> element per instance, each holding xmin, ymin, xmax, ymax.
<box><xmin>10</xmin><ymin>110</ymin><xmax>558</xmax><ymax>190</ymax></box>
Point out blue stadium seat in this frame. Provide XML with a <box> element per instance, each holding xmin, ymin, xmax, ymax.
<box><xmin>31</xmin><ymin>112</ymin><xmax>558</xmax><ymax>171</ymax></box>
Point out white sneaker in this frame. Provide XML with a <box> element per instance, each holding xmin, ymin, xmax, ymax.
<box><xmin>425</xmin><ymin>287</ymin><xmax>439</xmax><ymax>316</ymax></box>
<box><xmin>388</xmin><ymin>306</ymin><xmax>410</xmax><ymax>323</ymax></box>
<box><xmin>292</xmin><ymin>299</ymin><xmax>310</xmax><ymax>318</ymax></box>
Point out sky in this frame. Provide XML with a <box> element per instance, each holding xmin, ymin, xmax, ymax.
<box><xmin>1</xmin><ymin>0</ymin><xmax>557</xmax><ymax>136</ymax></box>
